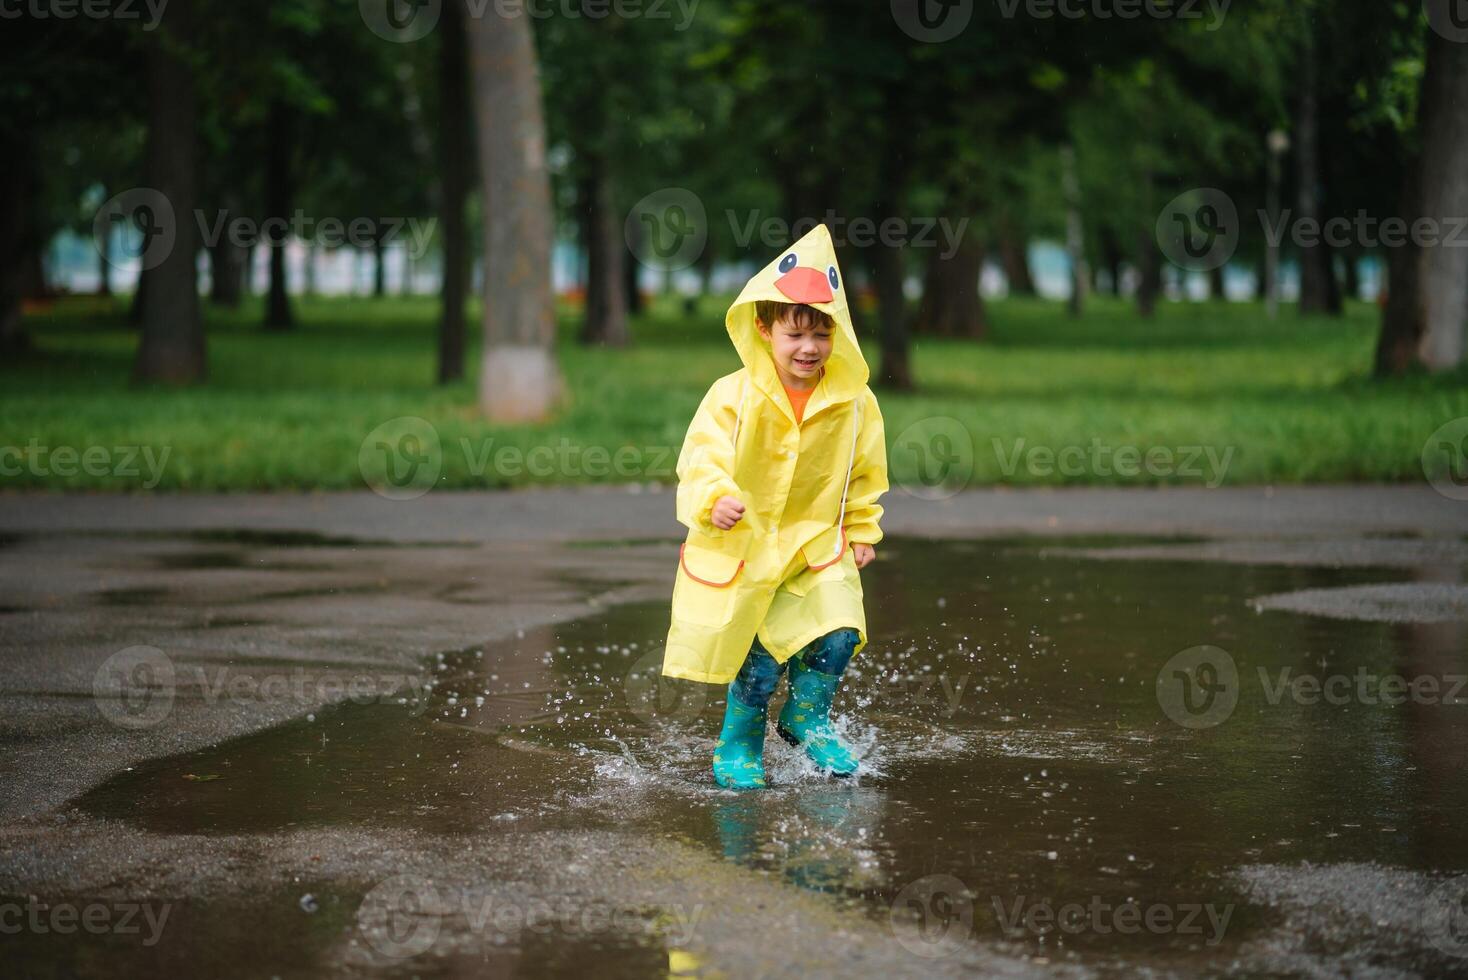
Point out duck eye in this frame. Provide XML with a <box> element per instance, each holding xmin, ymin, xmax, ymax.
<box><xmin>778</xmin><ymin>253</ymin><xmax>798</xmax><ymax>274</ymax></box>
<box><xmin>827</xmin><ymin>266</ymin><xmax>840</xmax><ymax>291</ymax></box>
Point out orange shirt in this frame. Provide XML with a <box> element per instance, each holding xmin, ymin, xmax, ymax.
<box><xmin>783</xmin><ymin>382</ymin><xmax>814</xmax><ymax>423</ymax></box>
<box><xmin>781</xmin><ymin>366</ymin><xmax>823</xmax><ymax>423</ymax></box>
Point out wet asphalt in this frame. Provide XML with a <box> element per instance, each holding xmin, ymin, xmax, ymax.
<box><xmin>1</xmin><ymin>485</ymin><xmax>1466</xmax><ymax>978</ymax></box>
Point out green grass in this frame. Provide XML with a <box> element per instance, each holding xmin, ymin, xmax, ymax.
<box><xmin>2</xmin><ymin>292</ymin><xmax>1464</xmax><ymax>491</ymax></box>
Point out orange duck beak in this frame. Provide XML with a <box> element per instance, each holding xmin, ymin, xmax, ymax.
<box><xmin>775</xmin><ymin>266</ymin><xmax>834</xmax><ymax>305</ymax></box>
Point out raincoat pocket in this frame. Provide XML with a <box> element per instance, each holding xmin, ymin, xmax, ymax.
<box><xmin>800</xmin><ymin>525</ymin><xmax>848</xmax><ymax>572</ymax></box>
<box><xmin>673</xmin><ymin>534</ymin><xmax>748</xmax><ymax>627</ymax></box>
<box><xmin>784</xmin><ymin>529</ymin><xmax>856</xmax><ymax>599</ymax></box>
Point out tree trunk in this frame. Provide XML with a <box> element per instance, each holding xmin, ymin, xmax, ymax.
<box><xmin>915</xmin><ymin>234</ymin><xmax>987</xmax><ymax>339</ymax></box>
<box><xmin>913</xmin><ymin>252</ymin><xmax>939</xmax><ymax>336</ymax></box>
<box><xmin>244</xmin><ymin>244</ymin><xmax>258</xmax><ymax>296</ymax></box>
<box><xmin>623</xmin><ymin>231</ymin><xmax>644</xmax><ymax>314</ymax></box>
<box><xmin>130</xmin><ymin>268</ymin><xmax>149</xmax><ymax>325</ymax></box>
<box><xmin>0</xmin><ymin>126</ymin><xmax>36</xmax><ymax>354</ymax></box>
<box><xmin>97</xmin><ymin>204</ymin><xmax>113</xmax><ymax>297</ymax></box>
<box><xmin>133</xmin><ymin>0</ymin><xmax>205</xmax><ymax>384</ymax></box>
<box><xmin>1099</xmin><ymin>226</ymin><xmax>1123</xmax><ymax>295</ymax></box>
<box><xmin>1136</xmin><ymin>227</ymin><xmax>1161</xmax><ymax>318</ymax></box>
<box><xmin>1342</xmin><ymin>250</ymin><xmax>1360</xmax><ymax>301</ymax></box>
<box><xmin>1295</xmin><ymin>31</ymin><xmax>1340</xmax><ymax>316</ymax></box>
<box><xmin>1061</xmin><ymin>144</ymin><xmax>1089</xmax><ymax>317</ymax></box>
<box><xmin>464</xmin><ymin>0</ymin><xmax>562</xmax><ymax>421</ymax></box>
<box><xmin>867</xmin><ymin>82</ymin><xmax>915</xmax><ymax>390</ymax></box>
<box><xmin>302</xmin><ymin>241</ymin><xmax>317</xmax><ymax>297</ymax></box>
<box><xmin>1265</xmin><ymin>130</ymin><xmax>1285</xmax><ymax>318</ymax></box>
<box><xmin>869</xmin><ymin>240</ymin><xmax>910</xmax><ymax>388</ymax></box>
<box><xmin>1324</xmin><ymin>241</ymin><xmax>1343</xmax><ymax>310</ymax></box>
<box><xmin>208</xmin><ymin>240</ymin><xmax>243</xmax><ymax>306</ymax></box>
<box><xmin>697</xmin><ymin>243</ymin><xmax>715</xmax><ymax>297</ymax></box>
<box><xmin>264</xmin><ymin>100</ymin><xmax>294</xmax><ymax>330</ymax></box>
<box><xmin>1375</xmin><ymin>28</ymin><xmax>1468</xmax><ymax>374</ymax></box>
<box><xmin>1208</xmin><ymin>264</ymin><xmax>1226</xmax><ymax>301</ymax></box>
<box><xmin>373</xmin><ymin>235</ymin><xmax>387</xmax><ymax>297</ymax></box>
<box><xmin>997</xmin><ymin>214</ymin><xmax>1036</xmax><ymax>296</ymax></box>
<box><xmin>207</xmin><ymin>196</ymin><xmax>244</xmax><ymax>307</ymax></box>
<box><xmin>1376</xmin><ymin>221</ymin><xmax>1423</xmax><ymax>375</ymax></box>
<box><xmin>438</xmin><ymin>0</ymin><xmax>471</xmax><ymax>383</ymax></box>
<box><xmin>579</xmin><ymin>160</ymin><xmax>628</xmax><ymax>346</ymax></box>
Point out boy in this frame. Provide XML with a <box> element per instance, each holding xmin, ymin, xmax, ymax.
<box><xmin>662</xmin><ymin>223</ymin><xmax>889</xmax><ymax>789</ymax></box>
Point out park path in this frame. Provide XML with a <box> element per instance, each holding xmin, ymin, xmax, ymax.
<box><xmin>1</xmin><ymin>485</ymin><xmax>1465</xmax><ymax>977</ymax></box>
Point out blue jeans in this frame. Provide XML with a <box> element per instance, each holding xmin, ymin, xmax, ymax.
<box><xmin>729</xmin><ymin>628</ymin><xmax>860</xmax><ymax>709</ymax></box>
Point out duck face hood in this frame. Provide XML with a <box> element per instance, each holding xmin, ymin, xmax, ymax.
<box><xmin>726</xmin><ymin>223</ymin><xmax>868</xmax><ymax>406</ymax></box>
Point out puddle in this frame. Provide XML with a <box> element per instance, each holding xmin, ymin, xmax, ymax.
<box><xmin>0</xmin><ymin>885</ymin><xmax>346</xmax><ymax>978</ymax></box>
<box><xmin>0</xmin><ymin>885</ymin><xmax>680</xmax><ymax>980</ymax></box>
<box><xmin>70</xmin><ymin>539</ymin><xmax>1468</xmax><ymax>975</ymax></box>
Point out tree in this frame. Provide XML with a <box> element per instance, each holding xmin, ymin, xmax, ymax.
<box><xmin>1376</xmin><ymin>23</ymin><xmax>1468</xmax><ymax>374</ymax></box>
<box><xmin>0</xmin><ymin>127</ymin><xmax>37</xmax><ymax>354</ymax></box>
<box><xmin>914</xmin><ymin>230</ymin><xmax>988</xmax><ymax>339</ymax></box>
<box><xmin>540</xmin><ymin>12</ymin><xmax>630</xmax><ymax>346</ymax></box>
<box><xmin>0</xmin><ymin>13</ymin><xmax>137</xmax><ymax>351</ymax></box>
<box><xmin>263</xmin><ymin>99</ymin><xmax>295</xmax><ymax>330</ymax></box>
<box><xmin>133</xmin><ymin>1</ymin><xmax>206</xmax><ymax>383</ymax></box>
<box><xmin>1293</xmin><ymin>27</ymin><xmax>1339</xmax><ymax>315</ymax></box>
<box><xmin>464</xmin><ymin>2</ymin><xmax>562</xmax><ymax>421</ymax></box>
<box><xmin>438</xmin><ymin>0</ymin><xmax>472</xmax><ymax>382</ymax></box>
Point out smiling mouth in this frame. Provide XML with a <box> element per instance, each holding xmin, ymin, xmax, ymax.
<box><xmin>794</xmin><ymin>357</ymin><xmax>820</xmax><ymax>367</ymax></box>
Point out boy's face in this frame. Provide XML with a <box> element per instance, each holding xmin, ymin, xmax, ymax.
<box><xmin>758</xmin><ymin>313</ymin><xmax>833</xmax><ymax>383</ymax></box>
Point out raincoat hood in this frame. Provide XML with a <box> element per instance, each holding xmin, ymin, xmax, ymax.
<box><xmin>726</xmin><ymin>223</ymin><xmax>869</xmax><ymax>412</ymax></box>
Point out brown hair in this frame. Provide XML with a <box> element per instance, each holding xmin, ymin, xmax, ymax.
<box><xmin>755</xmin><ymin>300</ymin><xmax>834</xmax><ymax>332</ymax></box>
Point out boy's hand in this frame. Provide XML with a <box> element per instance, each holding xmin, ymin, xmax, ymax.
<box><xmin>710</xmin><ymin>495</ymin><xmax>746</xmax><ymax>531</ymax></box>
<box><xmin>853</xmin><ymin>543</ymin><xmax>875</xmax><ymax>569</ymax></box>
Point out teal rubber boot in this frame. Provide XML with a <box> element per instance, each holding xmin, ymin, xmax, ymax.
<box><xmin>712</xmin><ymin>685</ymin><xmax>769</xmax><ymax>789</ymax></box>
<box><xmin>777</xmin><ymin>656</ymin><xmax>859</xmax><ymax>777</ymax></box>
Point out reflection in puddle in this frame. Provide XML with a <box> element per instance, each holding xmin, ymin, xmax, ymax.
<box><xmin>73</xmin><ymin>539</ymin><xmax>1468</xmax><ymax>975</ymax></box>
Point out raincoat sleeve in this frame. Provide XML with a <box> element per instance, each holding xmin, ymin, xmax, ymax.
<box><xmin>674</xmin><ymin>376</ymin><xmax>742</xmax><ymax>533</ymax></box>
<box><xmin>842</xmin><ymin>388</ymin><xmax>889</xmax><ymax>547</ymax></box>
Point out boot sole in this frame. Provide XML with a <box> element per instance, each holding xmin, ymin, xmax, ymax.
<box><xmin>776</xmin><ymin>726</ymin><xmax>855</xmax><ymax>778</ymax></box>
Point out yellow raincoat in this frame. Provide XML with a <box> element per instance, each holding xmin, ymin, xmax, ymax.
<box><xmin>663</xmin><ymin>224</ymin><xmax>889</xmax><ymax>684</ymax></box>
